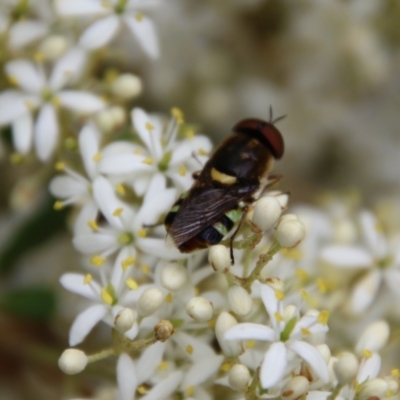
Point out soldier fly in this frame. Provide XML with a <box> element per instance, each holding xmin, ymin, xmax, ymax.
<box><xmin>165</xmin><ymin>111</ymin><xmax>285</xmax><ymax>263</ymax></box>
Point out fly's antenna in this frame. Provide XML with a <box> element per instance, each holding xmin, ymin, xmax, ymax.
<box><xmin>269</xmin><ymin>105</ymin><xmax>287</xmax><ymax>125</ymax></box>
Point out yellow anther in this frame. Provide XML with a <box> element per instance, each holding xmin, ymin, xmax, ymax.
<box><xmin>134</xmin><ymin>148</ymin><xmax>142</xmax><ymax>155</ymax></box>
<box><xmin>121</xmin><ymin>256</ymin><xmax>135</xmax><ymax>271</ymax></box>
<box><xmin>23</xmin><ymin>100</ymin><xmax>36</xmax><ymax>111</ymax></box>
<box><xmin>7</xmin><ymin>75</ymin><xmax>19</xmax><ymax>86</ymax></box>
<box><xmin>179</xmin><ymin>164</ymin><xmax>186</xmax><ymax>176</ymax></box>
<box><xmin>92</xmin><ymin>152</ymin><xmax>102</xmax><ymax>162</ymax></box>
<box><xmin>126</xmin><ymin>278</ymin><xmax>139</xmax><ymax>290</ymax></box>
<box><xmin>101</xmin><ymin>287</ymin><xmax>113</xmax><ymax>305</ymax></box>
<box><xmin>301</xmin><ymin>328</ymin><xmax>311</xmax><ymax>336</ymax></box>
<box><xmin>300</xmin><ymin>289</ymin><xmax>310</xmax><ymax>300</ymax></box>
<box><xmin>275</xmin><ymin>290</ymin><xmax>284</xmax><ymax>301</ymax></box>
<box><xmin>33</xmin><ymin>52</ymin><xmax>44</xmax><ymax>62</ymax></box>
<box><xmin>246</xmin><ymin>340</ymin><xmax>256</xmax><ymax>349</ymax></box>
<box><xmin>220</xmin><ymin>362</ymin><xmax>231</xmax><ymax>372</ymax></box>
<box><xmin>157</xmin><ymin>361</ymin><xmax>168</xmax><ymax>371</ymax></box>
<box><xmin>186</xmin><ymin>345</ymin><xmax>193</xmax><ymax>355</ymax></box>
<box><xmin>186</xmin><ymin>386</ymin><xmax>194</xmax><ymax>396</ymax></box>
<box><xmin>88</xmin><ymin>220</ymin><xmax>99</xmax><ymax>231</ymax></box>
<box><xmin>137</xmin><ymin>386</ymin><xmax>147</xmax><ymax>395</ymax></box>
<box><xmin>362</xmin><ymin>349</ymin><xmax>373</xmax><ymax>358</ymax></box>
<box><xmin>84</xmin><ymin>274</ymin><xmax>92</xmax><ymax>285</ymax></box>
<box><xmin>208</xmin><ymin>319</ymin><xmax>216</xmax><ymax>328</ymax></box>
<box><xmin>318</xmin><ymin>310</ymin><xmax>330</xmax><ymax>325</ymax></box>
<box><xmin>198</xmin><ymin>148</ymin><xmax>208</xmax><ymax>156</ymax></box>
<box><xmin>9</xmin><ymin>152</ymin><xmax>24</xmax><ymax>164</ymax></box>
<box><xmin>275</xmin><ymin>312</ymin><xmax>284</xmax><ymax>322</ymax></box>
<box><xmin>145</xmin><ymin>121</ymin><xmax>154</xmax><ymax>131</ymax></box>
<box><xmin>116</xmin><ymin>183</ymin><xmax>126</xmax><ymax>196</ymax></box>
<box><xmin>53</xmin><ymin>200</ymin><xmax>64</xmax><ymax>210</ymax></box>
<box><xmin>316</xmin><ymin>278</ymin><xmax>328</xmax><ymax>294</ymax></box>
<box><xmin>281</xmin><ymin>247</ymin><xmax>303</xmax><ymax>260</ymax></box>
<box><xmin>165</xmin><ymin>293</ymin><xmax>173</xmax><ymax>303</ymax></box>
<box><xmin>52</xmin><ymin>96</ymin><xmax>61</xmax><ymax>108</ymax></box>
<box><xmin>386</xmin><ymin>390</ymin><xmax>394</xmax><ymax>398</ymax></box>
<box><xmin>296</xmin><ymin>268</ymin><xmax>308</xmax><ymax>280</ymax></box>
<box><xmin>391</xmin><ymin>369</ymin><xmax>400</xmax><ymax>377</ymax></box>
<box><xmin>64</xmin><ymin>137</ymin><xmax>78</xmax><ymax>151</ymax></box>
<box><xmin>186</xmin><ymin>128</ymin><xmax>195</xmax><ymax>139</ymax></box>
<box><xmin>141</xmin><ymin>264</ymin><xmax>149</xmax><ymax>274</ymax></box>
<box><xmin>135</xmin><ymin>12</ymin><xmax>144</xmax><ymax>22</ymax></box>
<box><xmin>171</xmin><ymin>107</ymin><xmax>184</xmax><ymax>124</ymax></box>
<box><xmin>142</xmin><ymin>157</ymin><xmax>153</xmax><ymax>165</ymax></box>
<box><xmin>137</xmin><ymin>229</ymin><xmax>147</xmax><ymax>238</ymax></box>
<box><xmin>101</xmin><ymin>1</ymin><xmax>112</xmax><ymax>8</ymax></box>
<box><xmin>55</xmin><ymin>161</ymin><xmax>66</xmax><ymax>171</ymax></box>
<box><xmin>113</xmin><ymin>207</ymin><xmax>123</xmax><ymax>217</ymax></box>
<box><xmin>90</xmin><ymin>255</ymin><xmax>106</xmax><ymax>267</ymax></box>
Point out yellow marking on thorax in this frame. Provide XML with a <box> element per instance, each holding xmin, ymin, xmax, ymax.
<box><xmin>211</xmin><ymin>168</ymin><xmax>237</xmax><ymax>184</ymax></box>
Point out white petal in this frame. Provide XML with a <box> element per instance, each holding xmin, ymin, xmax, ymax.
<box><xmin>93</xmin><ymin>176</ymin><xmax>135</xmax><ymax>229</ymax></box>
<box><xmin>69</xmin><ymin>304</ymin><xmax>108</xmax><ymax>346</ymax></box>
<box><xmin>117</xmin><ymin>354</ymin><xmax>138</xmax><ymax>400</ymax></box>
<box><xmin>49</xmin><ymin>47</ymin><xmax>87</xmax><ymax>90</ymax></box>
<box><xmin>79</xmin><ymin>124</ymin><xmax>100</xmax><ymax>179</ymax></box>
<box><xmin>74</xmin><ymin>200</ymin><xmax>99</xmax><ymax>236</ymax></box>
<box><xmin>60</xmin><ymin>272</ymin><xmax>101</xmax><ymax>301</ymax></box>
<box><xmin>182</xmin><ymin>355</ymin><xmax>224</xmax><ymax>389</ymax></box>
<box><xmin>12</xmin><ymin>113</ymin><xmax>33</xmax><ymax>154</ymax></box>
<box><xmin>111</xmin><ymin>247</ymin><xmax>137</xmax><ymax>291</ymax></box>
<box><xmin>9</xmin><ymin>20</ymin><xmax>48</xmax><ymax>49</ymax></box>
<box><xmin>260</xmin><ymin>342</ymin><xmax>287</xmax><ymax>388</ymax></box>
<box><xmin>260</xmin><ymin>284</ymin><xmax>280</xmax><ymax>330</ymax></box>
<box><xmin>225</xmin><ymin>323</ymin><xmax>275</xmax><ymax>341</ymax></box>
<box><xmin>79</xmin><ymin>15</ymin><xmax>120</xmax><ymax>50</ymax></box>
<box><xmin>49</xmin><ymin>175</ymin><xmax>87</xmax><ymax>199</ymax></box>
<box><xmin>124</xmin><ymin>15</ymin><xmax>159</xmax><ymax>58</ymax></box>
<box><xmin>137</xmin><ymin>237</ymin><xmax>188</xmax><ymax>260</ymax></box>
<box><xmin>320</xmin><ymin>245</ymin><xmax>373</xmax><ymax>268</ymax></box>
<box><xmin>288</xmin><ymin>340</ymin><xmax>330</xmax><ymax>383</ymax></box>
<box><xmin>5</xmin><ymin>60</ymin><xmax>45</xmax><ymax>93</ymax></box>
<box><xmin>359</xmin><ymin>210</ymin><xmax>387</xmax><ymax>259</ymax></box>
<box><xmin>99</xmin><ymin>153</ymin><xmax>153</xmax><ymax>175</ymax></box>
<box><xmin>349</xmin><ymin>271</ymin><xmax>382</xmax><ymax>314</ymax></box>
<box><xmin>34</xmin><ymin>104</ymin><xmax>59</xmax><ymax>161</ymax></box>
<box><xmin>124</xmin><ymin>321</ymin><xmax>139</xmax><ymax>340</ymax></box>
<box><xmin>170</xmin><ymin>136</ymin><xmax>213</xmax><ymax>166</ymax></box>
<box><xmin>0</xmin><ymin>92</ymin><xmax>40</xmax><ymax>125</ymax></box>
<box><xmin>141</xmin><ymin>371</ymin><xmax>183</xmax><ymax>400</ymax></box>
<box><xmin>133</xmin><ymin>174</ymin><xmax>152</xmax><ymax>196</ymax></box>
<box><xmin>173</xmin><ymin>331</ymin><xmax>216</xmax><ymax>360</ymax></box>
<box><xmin>357</xmin><ymin>353</ymin><xmax>381</xmax><ymax>383</ymax></box>
<box><xmin>58</xmin><ymin>90</ymin><xmax>105</xmax><ymax>113</ymax></box>
<box><xmin>384</xmin><ymin>269</ymin><xmax>400</xmax><ymax>294</ymax></box>
<box><xmin>307</xmin><ymin>391</ymin><xmax>332</xmax><ymax>400</ymax></box>
<box><xmin>55</xmin><ymin>0</ymin><xmax>110</xmax><ymax>16</ymax></box>
<box><xmin>73</xmin><ymin>232</ymin><xmax>117</xmax><ymax>254</ymax></box>
<box><xmin>136</xmin><ymin>342</ymin><xmax>166</xmax><ymax>384</ymax></box>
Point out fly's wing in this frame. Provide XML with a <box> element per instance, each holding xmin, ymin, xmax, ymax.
<box><xmin>168</xmin><ymin>185</ymin><xmax>256</xmax><ymax>247</ymax></box>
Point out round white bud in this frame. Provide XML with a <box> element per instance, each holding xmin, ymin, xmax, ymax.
<box><xmin>358</xmin><ymin>378</ymin><xmax>388</xmax><ymax>400</ymax></box>
<box><xmin>268</xmin><ymin>190</ymin><xmax>290</xmax><ymax>209</ymax></box>
<box><xmin>114</xmin><ymin>308</ymin><xmax>136</xmax><ymax>333</ymax></box>
<box><xmin>215</xmin><ymin>312</ymin><xmax>242</xmax><ymax>358</ymax></box>
<box><xmin>137</xmin><ymin>287</ymin><xmax>163</xmax><ymax>317</ymax></box>
<box><xmin>283</xmin><ymin>304</ymin><xmax>297</xmax><ymax>322</ymax></box>
<box><xmin>95</xmin><ymin>106</ymin><xmax>126</xmax><ymax>132</ymax></box>
<box><xmin>253</xmin><ymin>196</ymin><xmax>282</xmax><ymax>231</ymax></box>
<box><xmin>227</xmin><ymin>285</ymin><xmax>253</xmax><ymax>316</ymax></box>
<box><xmin>355</xmin><ymin>320</ymin><xmax>390</xmax><ymax>354</ymax></box>
<box><xmin>58</xmin><ymin>349</ymin><xmax>88</xmax><ymax>375</ymax></box>
<box><xmin>39</xmin><ymin>35</ymin><xmax>68</xmax><ymax>60</ymax></box>
<box><xmin>228</xmin><ymin>364</ymin><xmax>251</xmax><ymax>391</ymax></box>
<box><xmin>208</xmin><ymin>245</ymin><xmax>231</xmax><ymax>272</ymax></box>
<box><xmin>334</xmin><ymin>352</ymin><xmax>359</xmax><ymax>384</ymax></box>
<box><xmin>282</xmin><ymin>376</ymin><xmax>310</xmax><ymax>400</ymax></box>
<box><xmin>316</xmin><ymin>344</ymin><xmax>331</xmax><ymax>364</ymax></box>
<box><xmin>111</xmin><ymin>73</ymin><xmax>143</xmax><ymax>99</ymax></box>
<box><xmin>160</xmin><ymin>262</ymin><xmax>187</xmax><ymax>291</ymax></box>
<box><xmin>186</xmin><ymin>296</ymin><xmax>213</xmax><ymax>322</ymax></box>
<box><xmin>388</xmin><ymin>379</ymin><xmax>399</xmax><ymax>395</ymax></box>
<box><xmin>275</xmin><ymin>214</ymin><xmax>306</xmax><ymax>247</ymax></box>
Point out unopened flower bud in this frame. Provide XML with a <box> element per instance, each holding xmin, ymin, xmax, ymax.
<box><xmin>227</xmin><ymin>285</ymin><xmax>253</xmax><ymax>316</ymax></box>
<box><xmin>209</xmin><ymin>245</ymin><xmax>231</xmax><ymax>272</ymax></box>
<box><xmin>265</xmin><ymin>277</ymin><xmax>284</xmax><ymax>292</ymax></box>
<box><xmin>58</xmin><ymin>349</ymin><xmax>88</xmax><ymax>375</ymax></box>
<box><xmin>253</xmin><ymin>196</ymin><xmax>282</xmax><ymax>231</ymax></box>
<box><xmin>282</xmin><ymin>376</ymin><xmax>310</xmax><ymax>400</ymax></box>
<box><xmin>334</xmin><ymin>352</ymin><xmax>359</xmax><ymax>384</ymax></box>
<box><xmin>186</xmin><ymin>296</ymin><xmax>213</xmax><ymax>322</ymax></box>
<box><xmin>358</xmin><ymin>378</ymin><xmax>388</xmax><ymax>400</ymax></box>
<box><xmin>228</xmin><ymin>364</ymin><xmax>251</xmax><ymax>391</ymax></box>
<box><xmin>216</xmin><ymin>312</ymin><xmax>242</xmax><ymax>358</ymax></box>
<box><xmin>154</xmin><ymin>319</ymin><xmax>174</xmax><ymax>342</ymax></box>
<box><xmin>283</xmin><ymin>305</ymin><xmax>297</xmax><ymax>322</ymax></box>
<box><xmin>275</xmin><ymin>214</ymin><xmax>306</xmax><ymax>247</ymax></box>
<box><xmin>316</xmin><ymin>344</ymin><xmax>331</xmax><ymax>364</ymax></box>
<box><xmin>111</xmin><ymin>73</ymin><xmax>142</xmax><ymax>99</ymax></box>
<box><xmin>95</xmin><ymin>106</ymin><xmax>126</xmax><ymax>132</ymax></box>
<box><xmin>268</xmin><ymin>190</ymin><xmax>290</xmax><ymax>208</ymax></box>
<box><xmin>138</xmin><ymin>287</ymin><xmax>163</xmax><ymax>317</ymax></box>
<box><xmin>388</xmin><ymin>379</ymin><xmax>399</xmax><ymax>396</ymax></box>
<box><xmin>161</xmin><ymin>262</ymin><xmax>187</xmax><ymax>291</ymax></box>
<box><xmin>39</xmin><ymin>35</ymin><xmax>68</xmax><ymax>60</ymax></box>
<box><xmin>114</xmin><ymin>308</ymin><xmax>136</xmax><ymax>333</ymax></box>
<box><xmin>356</xmin><ymin>321</ymin><xmax>390</xmax><ymax>355</ymax></box>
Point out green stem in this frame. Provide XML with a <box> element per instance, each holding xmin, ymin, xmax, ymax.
<box><xmin>87</xmin><ymin>348</ymin><xmax>116</xmax><ymax>363</ymax></box>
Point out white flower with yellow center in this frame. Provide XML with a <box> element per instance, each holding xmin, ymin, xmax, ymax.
<box><xmin>225</xmin><ymin>283</ymin><xmax>330</xmax><ymax>389</ymax></box>
<box><xmin>99</xmin><ymin>107</ymin><xmax>212</xmax><ymax>196</ymax></box>
<box><xmin>0</xmin><ymin>49</ymin><xmax>105</xmax><ymax>161</ymax></box>
<box><xmin>56</xmin><ymin>0</ymin><xmax>160</xmax><ymax>58</ymax></box>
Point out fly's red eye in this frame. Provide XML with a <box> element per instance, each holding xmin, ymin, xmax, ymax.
<box><xmin>232</xmin><ymin>118</ymin><xmax>285</xmax><ymax>159</ymax></box>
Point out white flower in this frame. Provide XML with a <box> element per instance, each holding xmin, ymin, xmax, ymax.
<box><xmin>0</xmin><ymin>49</ymin><xmax>105</xmax><ymax>161</ymax></box>
<box><xmin>225</xmin><ymin>283</ymin><xmax>330</xmax><ymax>389</ymax></box>
<box><xmin>321</xmin><ymin>210</ymin><xmax>400</xmax><ymax>314</ymax></box>
<box><xmin>98</xmin><ymin>107</ymin><xmax>212</xmax><ymax>196</ymax></box>
<box><xmin>56</xmin><ymin>0</ymin><xmax>160</xmax><ymax>58</ymax></box>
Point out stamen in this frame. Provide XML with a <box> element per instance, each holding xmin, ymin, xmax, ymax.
<box><xmin>220</xmin><ymin>362</ymin><xmax>231</xmax><ymax>372</ymax></box>
<box><xmin>142</xmin><ymin>157</ymin><xmax>153</xmax><ymax>165</ymax></box>
<box><xmin>179</xmin><ymin>164</ymin><xmax>186</xmax><ymax>176</ymax></box>
<box><xmin>54</xmin><ymin>200</ymin><xmax>64</xmax><ymax>210</ymax></box>
<box><xmin>126</xmin><ymin>278</ymin><xmax>138</xmax><ymax>290</ymax></box>
<box><xmin>275</xmin><ymin>290</ymin><xmax>284</xmax><ymax>300</ymax></box>
<box><xmin>113</xmin><ymin>207</ymin><xmax>123</xmax><ymax>217</ymax></box>
<box><xmin>88</xmin><ymin>220</ymin><xmax>99</xmax><ymax>231</ymax></box>
<box><xmin>92</xmin><ymin>152</ymin><xmax>102</xmax><ymax>162</ymax></box>
<box><xmin>157</xmin><ymin>361</ymin><xmax>168</xmax><ymax>371</ymax></box>
<box><xmin>362</xmin><ymin>349</ymin><xmax>373</xmax><ymax>358</ymax></box>
<box><xmin>137</xmin><ymin>229</ymin><xmax>147</xmax><ymax>238</ymax></box>
<box><xmin>246</xmin><ymin>340</ymin><xmax>256</xmax><ymax>349</ymax></box>
<box><xmin>101</xmin><ymin>288</ymin><xmax>113</xmax><ymax>305</ymax></box>
<box><xmin>165</xmin><ymin>293</ymin><xmax>173</xmax><ymax>303</ymax></box>
<box><xmin>55</xmin><ymin>161</ymin><xmax>66</xmax><ymax>171</ymax></box>
<box><xmin>135</xmin><ymin>12</ymin><xmax>144</xmax><ymax>21</ymax></box>
<box><xmin>90</xmin><ymin>255</ymin><xmax>106</xmax><ymax>267</ymax></box>
<box><xmin>186</xmin><ymin>345</ymin><xmax>193</xmax><ymax>355</ymax></box>
<box><xmin>121</xmin><ymin>256</ymin><xmax>135</xmax><ymax>271</ymax></box>
<box><xmin>116</xmin><ymin>183</ymin><xmax>126</xmax><ymax>196</ymax></box>
<box><xmin>84</xmin><ymin>274</ymin><xmax>92</xmax><ymax>284</ymax></box>
<box><xmin>318</xmin><ymin>310</ymin><xmax>329</xmax><ymax>325</ymax></box>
